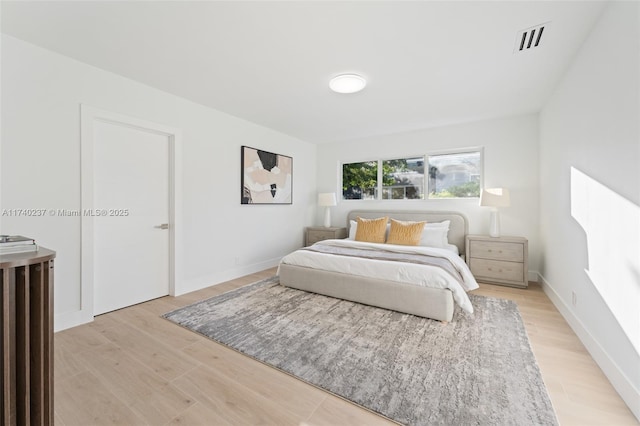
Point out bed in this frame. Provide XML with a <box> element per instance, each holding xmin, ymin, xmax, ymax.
<box><xmin>278</xmin><ymin>210</ymin><xmax>478</xmax><ymax>322</ymax></box>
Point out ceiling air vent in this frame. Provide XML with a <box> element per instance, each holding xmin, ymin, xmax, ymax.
<box><xmin>515</xmin><ymin>22</ymin><xmax>549</xmax><ymax>53</ymax></box>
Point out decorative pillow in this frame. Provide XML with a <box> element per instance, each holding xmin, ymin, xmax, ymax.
<box><xmin>386</xmin><ymin>219</ymin><xmax>427</xmax><ymax>246</ymax></box>
<box><xmin>349</xmin><ymin>220</ymin><xmax>391</xmax><ymax>240</ymax></box>
<box><xmin>354</xmin><ymin>216</ymin><xmax>388</xmax><ymax>243</ymax></box>
<box><xmin>419</xmin><ymin>220</ymin><xmax>451</xmax><ymax>248</ymax></box>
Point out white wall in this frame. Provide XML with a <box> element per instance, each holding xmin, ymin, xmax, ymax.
<box><xmin>539</xmin><ymin>2</ymin><xmax>639</xmax><ymax>418</ymax></box>
<box><xmin>0</xmin><ymin>35</ymin><xmax>317</xmax><ymax>331</ymax></box>
<box><xmin>316</xmin><ymin>114</ymin><xmax>540</xmax><ymax>276</ymax></box>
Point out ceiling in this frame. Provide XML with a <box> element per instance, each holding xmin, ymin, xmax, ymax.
<box><xmin>1</xmin><ymin>1</ymin><xmax>606</xmax><ymax>144</ymax></box>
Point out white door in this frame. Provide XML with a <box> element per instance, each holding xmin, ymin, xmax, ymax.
<box><xmin>93</xmin><ymin>120</ymin><xmax>170</xmax><ymax>315</ymax></box>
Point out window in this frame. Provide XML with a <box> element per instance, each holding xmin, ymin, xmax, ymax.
<box><xmin>382</xmin><ymin>157</ymin><xmax>424</xmax><ymax>199</ymax></box>
<box><xmin>427</xmin><ymin>150</ymin><xmax>481</xmax><ymax>199</ymax></box>
<box><xmin>342</xmin><ymin>161</ymin><xmax>378</xmax><ymax>200</ymax></box>
<box><xmin>341</xmin><ymin>148</ymin><xmax>482</xmax><ymax>200</ymax></box>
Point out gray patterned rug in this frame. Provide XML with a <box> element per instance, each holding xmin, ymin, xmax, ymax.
<box><xmin>163</xmin><ymin>276</ymin><xmax>557</xmax><ymax>425</ymax></box>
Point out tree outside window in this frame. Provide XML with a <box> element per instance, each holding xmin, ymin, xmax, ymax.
<box><xmin>342</xmin><ymin>161</ymin><xmax>378</xmax><ymax>199</ymax></box>
<box><xmin>382</xmin><ymin>157</ymin><xmax>424</xmax><ymax>199</ymax></box>
<box><xmin>341</xmin><ymin>148</ymin><xmax>481</xmax><ymax>200</ymax></box>
<box><xmin>427</xmin><ymin>151</ymin><xmax>481</xmax><ymax>198</ymax></box>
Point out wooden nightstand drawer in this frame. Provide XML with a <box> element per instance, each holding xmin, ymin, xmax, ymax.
<box><xmin>307</xmin><ymin>230</ymin><xmax>337</xmax><ymax>244</ymax></box>
<box><xmin>465</xmin><ymin>235</ymin><xmax>528</xmax><ymax>288</ymax></box>
<box><xmin>469</xmin><ymin>258</ymin><xmax>525</xmax><ymax>284</ymax></box>
<box><xmin>469</xmin><ymin>240</ymin><xmax>524</xmax><ymax>262</ymax></box>
<box><xmin>305</xmin><ymin>227</ymin><xmax>348</xmax><ymax>246</ymax></box>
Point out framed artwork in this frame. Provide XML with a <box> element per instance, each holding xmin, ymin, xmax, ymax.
<box><xmin>241</xmin><ymin>146</ymin><xmax>293</xmax><ymax>204</ymax></box>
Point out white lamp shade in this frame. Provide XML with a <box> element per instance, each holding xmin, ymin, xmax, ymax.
<box><xmin>480</xmin><ymin>188</ymin><xmax>511</xmax><ymax>207</ymax></box>
<box><xmin>318</xmin><ymin>192</ymin><xmax>337</xmax><ymax>207</ymax></box>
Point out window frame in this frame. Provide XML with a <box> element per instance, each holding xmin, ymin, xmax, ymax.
<box><xmin>339</xmin><ymin>147</ymin><xmax>483</xmax><ymax>201</ymax></box>
<box><xmin>425</xmin><ymin>147</ymin><xmax>484</xmax><ymax>200</ymax></box>
<box><xmin>340</xmin><ymin>158</ymin><xmax>380</xmax><ymax>201</ymax></box>
<box><xmin>380</xmin><ymin>155</ymin><xmax>426</xmax><ymax>201</ymax></box>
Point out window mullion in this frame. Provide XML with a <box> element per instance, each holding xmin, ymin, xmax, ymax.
<box><xmin>377</xmin><ymin>159</ymin><xmax>383</xmax><ymax>200</ymax></box>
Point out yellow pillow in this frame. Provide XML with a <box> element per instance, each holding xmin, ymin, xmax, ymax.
<box><xmin>354</xmin><ymin>216</ymin><xmax>388</xmax><ymax>243</ymax></box>
<box><xmin>386</xmin><ymin>219</ymin><xmax>427</xmax><ymax>246</ymax></box>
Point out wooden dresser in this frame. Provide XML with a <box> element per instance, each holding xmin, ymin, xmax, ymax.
<box><xmin>1</xmin><ymin>248</ymin><xmax>55</xmax><ymax>425</ymax></box>
<box><xmin>465</xmin><ymin>235</ymin><xmax>528</xmax><ymax>288</ymax></box>
<box><xmin>305</xmin><ymin>227</ymin><xmax>347</xmax><ymax>246</ymax></box>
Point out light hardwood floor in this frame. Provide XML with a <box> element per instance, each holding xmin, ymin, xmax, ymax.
<box><xmin>54</xmin><ymin>268</ymin><xmax>638</xmax><ymax>425</ymax></box>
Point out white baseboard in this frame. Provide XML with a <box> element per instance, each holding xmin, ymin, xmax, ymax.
<box><xmin>54</xmin><ymin>257</ymin><xmax>282</xmax><ymax>332</ymax></box>
<box><xmin>538</xmin><ymin>273</ymin><xmax>640</xmax><ymax>421</ymax></box>
<box><xmin>528</xmin><ymin>270</ymin><xmax>539</xmax><ymax>282</ymax></box>
<box><xmin>175</xmin><ymin>256</ymin><xmax>281</xmax><ymax>296</ymax></box>
<box><xmin>54</xmin><ymin>308</ymin><xmax>94</xmax><ymax>333</ymax></box>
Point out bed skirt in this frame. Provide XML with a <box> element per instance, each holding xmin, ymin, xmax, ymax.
<box><xmin>278</xmin><ymin>264</ymin><xmax>455</xmax><ymax>322</ymax></box>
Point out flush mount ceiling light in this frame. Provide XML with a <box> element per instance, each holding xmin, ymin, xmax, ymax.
<box><xmin>329</xmin><ymin>74</ymin><xmax>367</xmax><ymax>94</ymax></box>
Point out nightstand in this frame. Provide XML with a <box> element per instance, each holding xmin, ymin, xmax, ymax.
<box><xmin>305</xmin><ymin>226</ymin><xmax>347</xmax><ymax>246</ymax></box>
<box><xmin>465</xmin><ymin>235</ymin><xmax>528</xmax><ymax>288</ymax></box>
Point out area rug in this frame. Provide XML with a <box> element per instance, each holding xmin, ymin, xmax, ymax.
<box><xmin>163</xmin><ymin>276</ymin><xmax>558</xmax><ymax>425</ymax></box>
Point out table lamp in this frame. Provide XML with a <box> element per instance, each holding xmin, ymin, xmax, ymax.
<box><xmin>480</xmin><ymin>188</ymin><xmax>510</xmax><ymax>237</ymax></box>
<box><xmin>318</xmin><ymin>193</ymin><xmax>337</xmax><ymax>228</ymax></box>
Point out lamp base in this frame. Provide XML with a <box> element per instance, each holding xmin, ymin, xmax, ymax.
<box><xmin>323</xmin><ymin>207</ymin><xmax>331</xmax><ymax>228</ymax></box>
<box><xmin>489</xmin><ymin>210</ymin><xmax>500</xmax><ymax>238</ymax></box>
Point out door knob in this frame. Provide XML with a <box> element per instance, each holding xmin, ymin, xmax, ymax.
<box><xmin>155</xmin><ymin>223</ymin><xmax>169</xmax><ymax>230</ymax></box>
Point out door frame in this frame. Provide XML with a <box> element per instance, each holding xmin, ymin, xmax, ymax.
<box><xmin>80</xmin><ymin>104</ymin><xmax>182</xmax><ymax>323</ymax></box>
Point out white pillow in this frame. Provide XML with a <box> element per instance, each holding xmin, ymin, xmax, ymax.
<box><xmin>348</xmin><ymin>220</ymin><xmax>357</xmax><ymax>239</ymax></box>
<box><xmin>419</xmin><ymin>220</ymin><xmax>450</xmax><ymax>248</ymax></box>
<box><xmin>444</xmin><ymin>243</ymin><xmax>459</xmax><ymax>255</ymax></box>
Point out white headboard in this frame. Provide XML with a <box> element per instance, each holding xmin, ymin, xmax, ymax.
<box><xmin>346</xmin><ymin>210</ymin><xmax>469</xmax><ymax>254</ymax></box>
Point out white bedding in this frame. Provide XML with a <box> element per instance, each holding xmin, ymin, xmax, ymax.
<box><xmin>279</xmin><ymin>239</ymin><xmax>478</xmax><ymax>313</ymax></box>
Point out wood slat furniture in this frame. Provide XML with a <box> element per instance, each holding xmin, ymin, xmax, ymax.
<box><xmin>1</xmin><ymin>248</ymin><xmax>55</xmax><ymax>426</ymax></box>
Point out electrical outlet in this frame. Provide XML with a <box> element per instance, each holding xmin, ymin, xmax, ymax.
<box><xmin>571</xmin><ymin>291</ymin><xmax>577</xmax><ymax>307</ymax></box>
<box><xmin>234</xmin><ymin>257</ymin><xmax>240</xmax><ymax>265</ymax></box>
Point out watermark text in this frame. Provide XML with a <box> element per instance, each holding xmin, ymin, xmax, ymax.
<box><xmin>2</xmin><ymin>208</ymin><xmax>130</xmax><ymax>217</ymax></box>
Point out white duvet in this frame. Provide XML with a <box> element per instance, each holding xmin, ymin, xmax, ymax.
<box><xmin>279</xmin><ymin>239</ymin><xmax>479</xmax><ymax>313</ymax></box>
